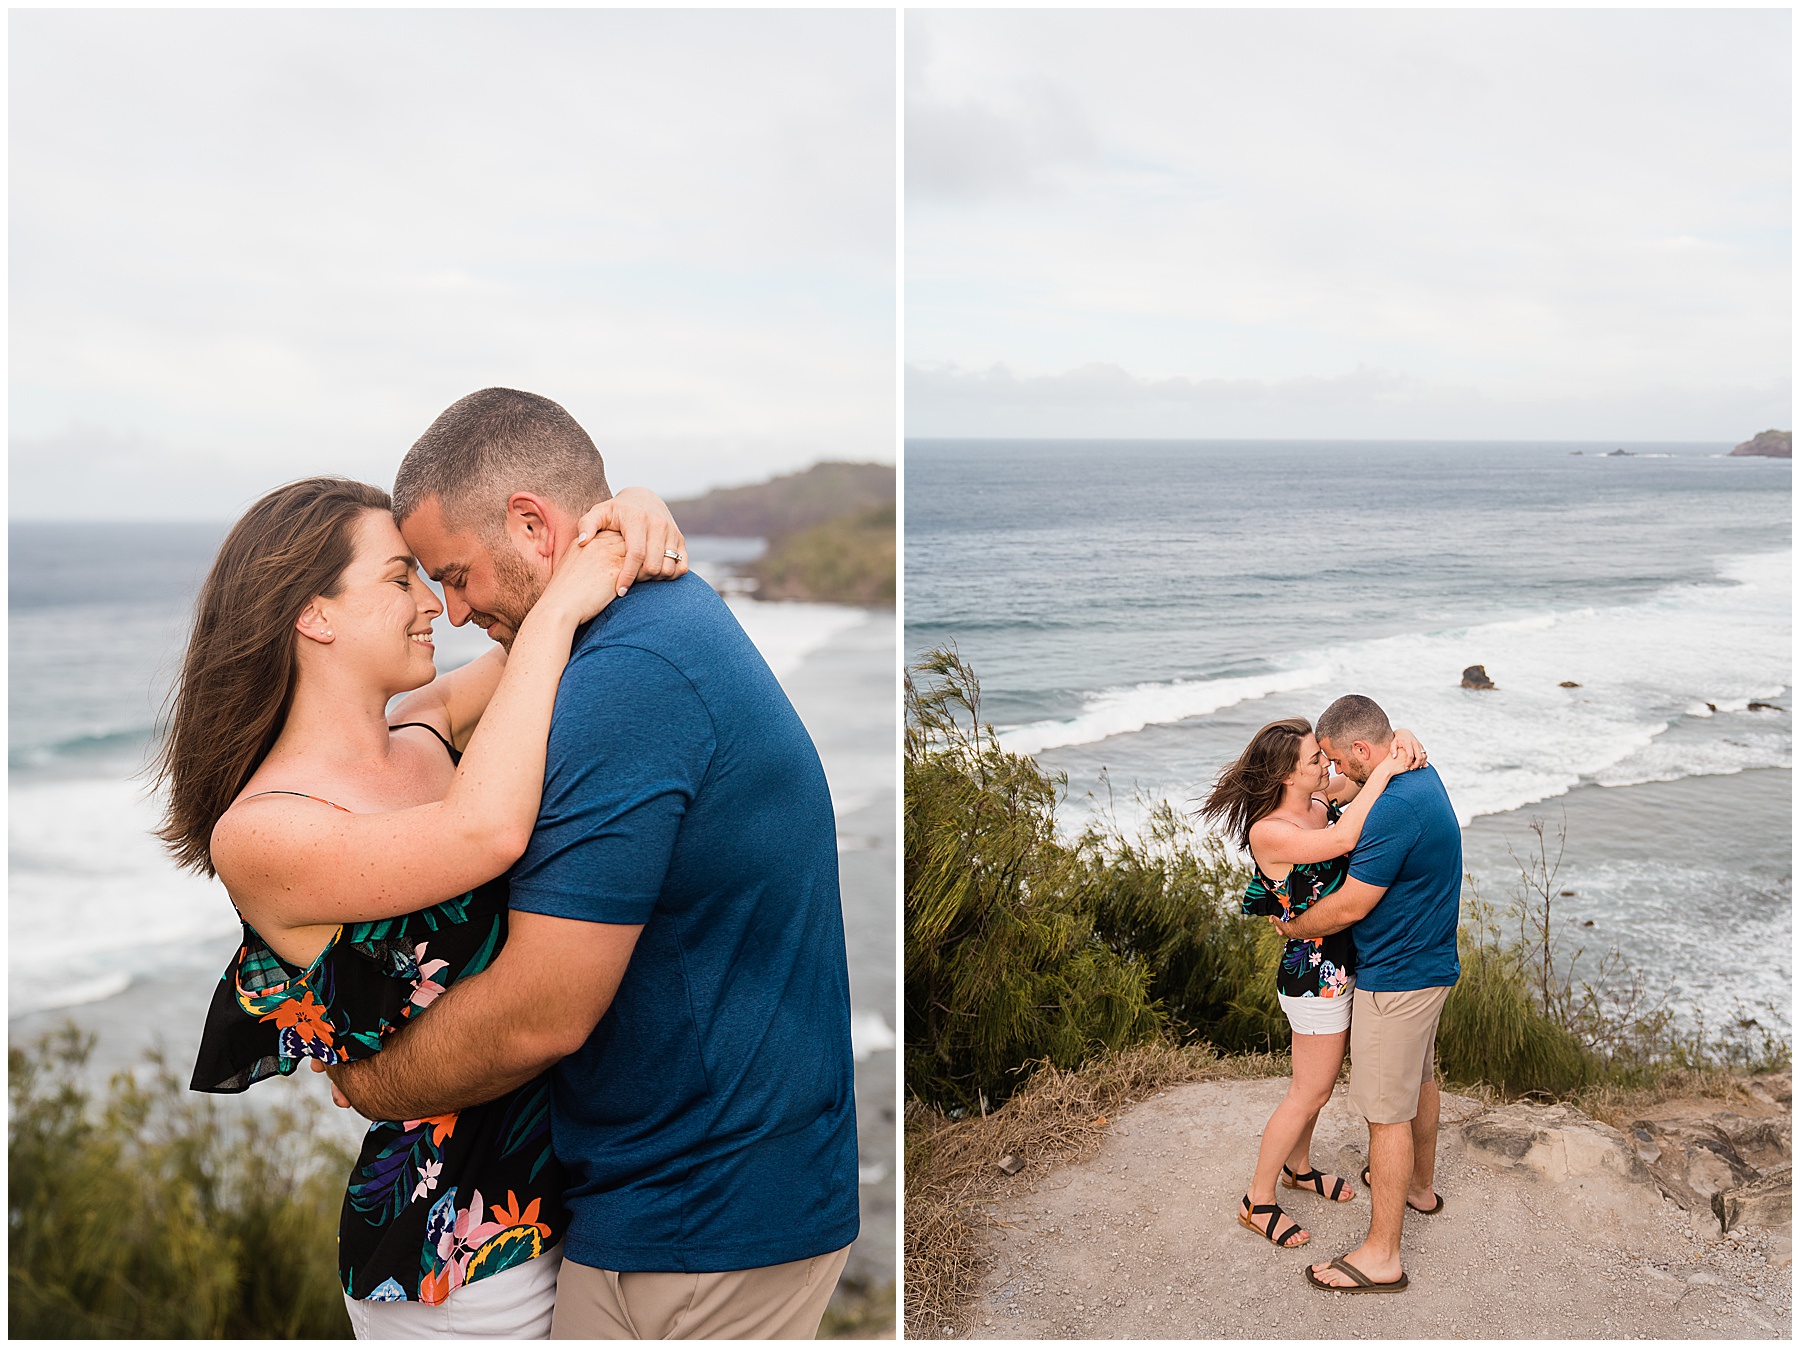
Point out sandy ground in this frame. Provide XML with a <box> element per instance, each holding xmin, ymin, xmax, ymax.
<box><xmin>954</xmin><ymin>1078</ymin><xmax>1790</xmax><ymax>1340</ymax></box>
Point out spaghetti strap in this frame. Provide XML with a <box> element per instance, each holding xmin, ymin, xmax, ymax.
<box><xmin>244</xmin><ymin>790</ymin><xmax>353</xmax><ymax>813</ymax></box>
<box><xmin>388</xmin><ymin>720</ymin><xmax>462</xmax><ymax>765</ymax></box>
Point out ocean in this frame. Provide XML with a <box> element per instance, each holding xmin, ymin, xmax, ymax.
<box><xmin>905</xmin><ymin>439</ymin><xmax>1791</xmax><ymax>1034</ymax></box>
<box><xmin>9</xmin><ymin>520</ymin><xmax>897</xmax><ymax>1284</ymax></box>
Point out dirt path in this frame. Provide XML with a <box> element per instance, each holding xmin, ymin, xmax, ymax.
<box><xmin>954</xmin><ymin>1078</ymin><xmax>1790</xmax><ymax>1339</ymax></box>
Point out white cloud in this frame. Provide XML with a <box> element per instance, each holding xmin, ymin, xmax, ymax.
<box><xmin>12</xmin><ymin>10</ymin><xmax>896</xmax><ymax>518</ymax></box>
<box><xmin>906</xmin><ymin>9</ymin><xmax>1790</xmax><ymax>438</ymax></box>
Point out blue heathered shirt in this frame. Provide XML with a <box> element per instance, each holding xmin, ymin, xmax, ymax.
<box><xmin>1346</xmin><ymin>764</ymin><xmax>1463</xmax><ymax>993</ymax></box>
<box><xmin>506</xmin><ymin>572</ymin><xmax>859</xmax><ymax>1273</ymax></box>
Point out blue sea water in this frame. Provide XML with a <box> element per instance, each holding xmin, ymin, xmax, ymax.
<box><xmin>8</xmin><ymin>524</ymin><xmax>886</xmax><ymax>1028</ymax></box>
<box><xmin>906</xmin><ymin>439</ymin><xmax>1792</xmax><ymax>1032</ymax></box>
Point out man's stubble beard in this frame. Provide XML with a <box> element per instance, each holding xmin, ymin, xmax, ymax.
<box><xmin>483</xmin><ymin>541</ymin><xmax>547</xmax><ymax>651</ymax></box>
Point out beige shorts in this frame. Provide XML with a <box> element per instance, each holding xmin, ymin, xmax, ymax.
<box><xmin>549</xmin><ymin>1244</ymin><xmax>850</xmax><ymax>1340</ymax></box>
<box><xmin>1347</xmin><ymin>984</ymin><xmax>1451</xmax><ymax>1124</ymax></box>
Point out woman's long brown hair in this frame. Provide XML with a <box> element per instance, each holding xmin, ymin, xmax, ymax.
<box><xmin>153</xmin><ymin>477</ymin><xmax>393</xmax><ymax>876</ymax></box>
<box><xmin>1197</xmin><ymin>716</ymin><xmax>1314</xmax><ymax>849</ymax></box>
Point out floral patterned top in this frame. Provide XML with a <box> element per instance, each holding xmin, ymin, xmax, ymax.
<box><xmin>189</xmin><ymin>724</ymin><xmax>568</xmax><ymax>1305</ymax></box>
<box><xmin>1240</xmin><ymin>798</ymin><xmax>1358</xmax><ymax>999</ymax></box>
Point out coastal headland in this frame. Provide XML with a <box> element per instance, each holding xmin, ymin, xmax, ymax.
<box><xmin>1730</xmin><ymin>429</ymin><xmax>1792</xmax><ymax>458</ymax></box>
<box><xmin>671</xmin><ymin>461</ymin><xmax>896</xmax><ymax>606</ymax></box>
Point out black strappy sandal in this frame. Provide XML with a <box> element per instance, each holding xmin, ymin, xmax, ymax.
<box><xmin>1282</xmin><ymin>1164</ymin><xmax>1353</xmax><ymax>1202</ymax></box>
<box><xmin>1238</xmin><ymin>1195</ymin><xmax>1308</xmax><ymax>1247</ymax></box>
<box><xmin>1359</xmin><ymin>1165</ymin><xmax>1443</xmax><ymax>1213</ymax></box>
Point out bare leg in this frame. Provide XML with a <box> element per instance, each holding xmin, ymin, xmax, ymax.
<box><xmin>1243</xmin><ymin>1030</ymin><xmax>1350</xmax><ymax>1242</ymax></box>
<box><xmin>1409</xmin><ymin>1073</ymin><xmax>1441</xmax><ymax>1210</ymax></box>
<box><xmin>1309</xmin><ymin>1119</ymin><xmax>1409</xmax><ymax>1286</ymax></box>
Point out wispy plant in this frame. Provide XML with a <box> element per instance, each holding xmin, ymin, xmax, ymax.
<box><xmin>905</xmin><ymin>648</ymin><xmax>1163</xmax><ymax>1111</ymax></box>
<box><xmin>9</xmin><ymin>1027</ymin><xmax>354</xmax><ymax>1339</ymax></box>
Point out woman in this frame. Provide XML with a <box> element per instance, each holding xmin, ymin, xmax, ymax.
<box><xmin>165</xmin><ymin>476</ymin><xmax>683</xmax><ymax>1337</ymax></box>
<box><xmin>1199</xmin><ymin>717</ymin><xmax>1424</xmax><ymax>1249</ymax></box>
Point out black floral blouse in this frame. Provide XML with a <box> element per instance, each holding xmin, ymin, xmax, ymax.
<box><xmin>1240</xmin><ymin>799</ymin><xmax>1357</xmax><ymax>1000</ymax></box>
<box><xmin>190</xmin><ymin>732</ymin><xmax>568</xmax><ymax>1306</ymax></box>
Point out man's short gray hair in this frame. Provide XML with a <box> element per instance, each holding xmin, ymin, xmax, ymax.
<box><xmin>1316</xmin><ymin>694</ymin><xmax>1393</xmax><ymax>750</ymax></box>
<box><xmin>392</xmin><ymin>388</ymin><xmax>611</xmax><ymax>533</ymax></box>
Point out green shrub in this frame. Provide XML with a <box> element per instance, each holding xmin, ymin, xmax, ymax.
<box><xmin>9</xmin><ymin>1027</ymin><xmax>354</xmax><ymax>1339</ymax></box>
<box><xmin>745</xmin><ymin>502</ymin><xmax>895</xmax><ymax>605</ymax></box>
<box><xmin>905</xmin><ymin>649</ymin><xmax>1162</xmax><ymax>1111</ymax></box>
<box><xmin>1074</xmin><ymin>796</ymin><xmax>1280</xmax><ymax>1053</ymax></box>
<box><xmin>1436</xmin><ymin>901</ymin><xmax>1593</xmax><ymax>1096</ymax></box>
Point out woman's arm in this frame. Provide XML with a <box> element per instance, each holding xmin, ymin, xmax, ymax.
<box><xmin>386</xmin><ymin>647</ymin><xmax>507</xmax><ymax>751</ymax></box>
<box><xmin>1250</xmin><ymin>742</ymin><xmax>1410</xmax><ymax>865</ymax></box>
<box><xmin>211</xmin><ymin>532</ymin><xmax>630</xmax><ymax>931</ymax></box>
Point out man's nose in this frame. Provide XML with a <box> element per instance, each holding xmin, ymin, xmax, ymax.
<box><xmin>443</xmin><ymin>590</ymin><xmax>472</xmax><ymax>626</ymax></box>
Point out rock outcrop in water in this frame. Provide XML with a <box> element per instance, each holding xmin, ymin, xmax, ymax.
<box><xmin>1462</xmin><ymin>664</ymin><xmax>1497</xmax><ymax>690</ymax></box>
<box><xmin>1730</xmin><ymin>430</ymin><xmax>1792</xmax><ymax>458</ymax></box>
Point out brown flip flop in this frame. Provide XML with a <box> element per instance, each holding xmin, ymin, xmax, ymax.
<box><xmin>1359</xmin><ymin>1165</ymin><xmax>1444</xmax><ymax>1214</ymax></box>
<box><xmin>1305</xmin><ymin>1255</ymin><xmax>1409</xmax><ymax>1294</ymax></box>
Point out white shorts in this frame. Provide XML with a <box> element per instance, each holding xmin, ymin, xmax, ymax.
<box><xmin>1278</xmin><ymin>983</ymin><xmax>1355</xmax><ymax>1036</ymax></box>
<box><xmin>344</xmin><ymin>1243</ymin><xmax>562</xmax><ymax>1340</ymax></box>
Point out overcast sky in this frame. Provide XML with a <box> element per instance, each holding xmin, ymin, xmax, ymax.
<box><xmin>906</xmin><ymin>9</ymin><xmax>1790</xmax><ymax>441</ymax></box>
<box><xmin>12</xmin><ymin>10</ymin><xmax>895</xmax><ymax>519</ymax></box>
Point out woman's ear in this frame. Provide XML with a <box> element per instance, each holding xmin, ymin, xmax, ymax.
<box><xmin>296</xmin><ymin>600</ymin><xmax>336</xmax><ymax>645</ymax></box>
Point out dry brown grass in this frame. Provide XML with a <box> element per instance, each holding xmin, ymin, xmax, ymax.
<box><xmin>1574</xmin><ymin>1066</ymin><xmax>1789</xmax><ymax>1130</ymax></box>
<box><xmin>902</xmin><ymin>1040</ymin><xmax>1289</xmax><ymax>1338</ymax></box>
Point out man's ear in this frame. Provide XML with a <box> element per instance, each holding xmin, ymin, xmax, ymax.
<box><xmin>504</xmin><ymin>492</ymin><xmax>560</xmax><ymax>562</ymax></box>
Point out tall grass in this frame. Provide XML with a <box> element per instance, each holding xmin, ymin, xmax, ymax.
<box><xmin>8</xmin><ymin>1027</ymin><xmax>355</xmax><ymax>1339</ymax></box>
<box><xmin>905</xmin><ymin>649</ymin><xmax>1165</xmax><ymax>1112</ymax></box>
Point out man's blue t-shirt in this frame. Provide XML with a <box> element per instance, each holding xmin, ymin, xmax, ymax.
<box><xmin>1346</xmin><ymin>764</ymin><xmax>1463</xmax><ymax>993</ymax></box>
<box><xmin>506</xmin><ymin>573</ymin><xmax>859</xmax><ymax>1274</ymax></box>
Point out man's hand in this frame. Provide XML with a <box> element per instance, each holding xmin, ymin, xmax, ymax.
<box><xmin>310</xmin><ymin>1058</ymin><xmax>352</xmax><ymax>1110</ymax></box>
<box><xmin>574</xmin><ymin>488</ymin><xmax>689</xmax><ymax>596</ymax></box>
<box><xmin>309</xmin><ymin>912</ymin><xmax>642</xmax><ymax>1122</ymax></box>
<box><xmin>1272</xmin><ymin>878</ymin><xmax>1387</xmax><ymax>939</ymax></box>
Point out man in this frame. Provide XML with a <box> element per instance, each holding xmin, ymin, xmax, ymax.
<box><xmin>330</xmin><ymin>387</ymin><xmax>860</xmax><ymax>1337</ymax></box>
<box><xmin>1273</xmin><ymin>693</ymin><xmax>1460</xmax><ymax>1295</ymax></box>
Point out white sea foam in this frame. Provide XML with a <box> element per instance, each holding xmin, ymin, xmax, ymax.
<box><xmin>850</xmin><ymin>1009</ymin><xmax>897</xmax><ymax>1061</ymax></box>
<box><xmin>9</xmin><ymin>777</ymin><xmax>240</xmax><ymax>1017</ymax></box>
<box><xmin>1013</xmin><ymin>550</ymin><xmax>1791</xmax><ymax>826</ymax></box>
<box><xmin>726</xmin><ymin>596</ymin><xmax>871</xmax><ymax>679</ymax></box>
<box><xmin>1002</xmin><ymin>665</ymin><xmax>1334</xmax><ymax>756</ymax></box>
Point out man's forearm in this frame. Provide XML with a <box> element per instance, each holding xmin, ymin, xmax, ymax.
<box><xmin>330</xmin><ymin>972</ymin><xmax>563</xmax><ymax>1121</ymax></box>
<box><xmin>1281</xmin><ymin>892</ymin><xmax>1358</xmax><ymax>938</ymax></box>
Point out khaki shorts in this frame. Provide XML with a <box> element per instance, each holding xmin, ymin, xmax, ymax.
<box><xmin>549</xmin><ymin>1245</ymin><xmax>850</xmax><ymax>1340</ymax></box>
<box><xmin>1347</xmin><ymin>984</ymin><xmax>1451</xmax><ymax>1124</ymax></box>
